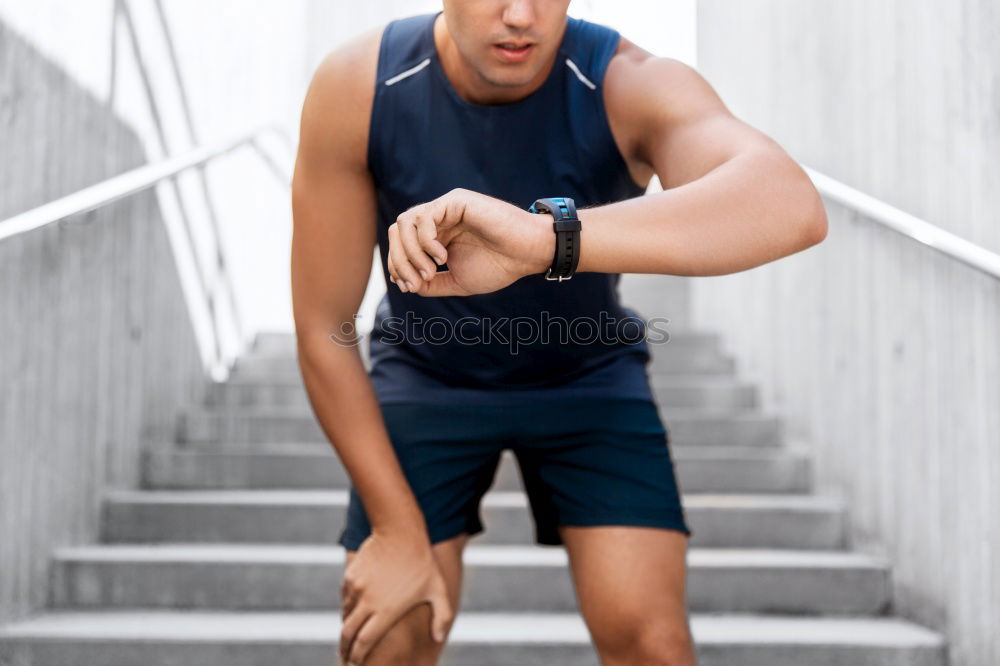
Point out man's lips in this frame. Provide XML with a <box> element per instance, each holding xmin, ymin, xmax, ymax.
<box><xmin>493</xmin><ymin>42</ymin><xmax>535</xmax><ymax>63</ymax></box>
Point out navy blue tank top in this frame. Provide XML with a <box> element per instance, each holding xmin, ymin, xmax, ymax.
<box><xmin>366</xmin><ymin>11</ymin><xmax>654</xmax><ymax>406</ymax></box>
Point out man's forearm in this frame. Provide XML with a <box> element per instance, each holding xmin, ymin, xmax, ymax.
<box><xmin>574</xmin><ymin>149</ymin><xmax>828</xmax><ymax>276</ymax></box>
<box><xmin>297</xmin><ymin>333</ymin><xmax>426</xmax><ymax>538</ymax></box>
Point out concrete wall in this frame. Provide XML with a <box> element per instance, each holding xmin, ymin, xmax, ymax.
<box><xmin>0</xmin><ymin>0</ymin><xmax>303</xmax><ymax>336</ymax></box>
<box><xmin>0</xmin><ymin>0</ymin><xmax>310</xmax><ymax>624</ymax></box>
<box><xmin>694</xmin><ymin>2</ymin><xmax>1000</xmax><ymax>664</ymax></box>
<box><xmin>0</xmin><ymin>22</ymin><xmax>205</xmax><ymax>624</ymax></box>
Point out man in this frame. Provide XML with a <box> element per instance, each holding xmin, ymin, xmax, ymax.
<box><xmin>291</xmin><ymin>2</ymin><xmax>828</xmax><ymax>665</ymax></box>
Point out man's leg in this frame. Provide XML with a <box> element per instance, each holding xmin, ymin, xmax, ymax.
<box><xmin>559</xmin><ymin>524</ymin><xmax>696</xmax><ymax>666</ymax></box>
<box><xmin>339</xmin><ymin>532</ymin><xmax>470</xmax><ymax>666</ymax></box>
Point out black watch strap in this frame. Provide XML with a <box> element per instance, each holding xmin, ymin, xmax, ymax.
<box><xmin>529</xmin><ymin>197</ymin><xmax>581</xmax><ymax>281</ymax></box>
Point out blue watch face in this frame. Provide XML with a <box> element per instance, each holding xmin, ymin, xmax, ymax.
<box><xmin>529</xmin><ymin>197</ymin><xmax>575</xmax><ymax>217</ymax></box>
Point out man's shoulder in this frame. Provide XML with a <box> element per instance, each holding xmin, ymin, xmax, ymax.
<box><xmin>601</xmin><ymin>37</ymin><xmax>712</xmax><ymax>183</ymax></box>
<box><xmin>309</xmin><ymin>24</ymin><xmax>385</xmax><ymax>107</ymax></box>
<box><xmin>604</xmin><ymin>37</ymin><xmax>714</xmax><ymax>132</ymax></box>
<box><xmin>606</xmin><ymin>36</ymin><xmax>695</xmax><ymax>88</ymax></box>
<box><xmin>298</xmin><ymin>24</ymin><xmax>386</xmax><ymax>170</ymax></box>
<box><xmin>310</xmin><ymin>12</ymin><xmax>436</xmax><ymax>93</ymax></box>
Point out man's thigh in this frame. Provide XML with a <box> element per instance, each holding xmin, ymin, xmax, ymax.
<box><xmin>559</xmin><ymin>524</ymin><xmax>696</xmax><ymax>666</ymax></box>
<box><xmin>340</xmin><ymin>532</ymin><xmax>469</xmax><ymax>666</ymax></box>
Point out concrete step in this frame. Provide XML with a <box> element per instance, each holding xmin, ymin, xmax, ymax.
<box><xmin>207</xmin><ymin>374</ymin><xmax>755</xmax><ymax>410</ymax></box>
<box><xmin>177</xmin><ymin>407</ymin><xmax>784</xmax><ymax>448</ymax></box>
<box><xmin>0</xmin><ymin>609</ymin><xmax>946</xmax><ymax>666</ymax></box>
<box><xmin>143</xmin><ymin>445</ymin><xmax>811</xmax><ymax>494</ymax></box>
<box><xmin>650</xmin><ymin>376</ymin><xmax>756</xmax><ymax>409</ymax></box>
<box><xmin>50</xmin><ymin>543</ymin><xmax>890</xmax><ymax>615</ymax></box>
<box><xmin>101</xmin><ymin>490</ymin><xmax>845</xmax><ymax>550</ymax></box>
<box><xmin>647</xmin><ymin>349</ymin><xmax>736</xmax><ymax>376</ymax></box>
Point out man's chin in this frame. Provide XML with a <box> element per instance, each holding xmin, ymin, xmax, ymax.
<box><xmin>479</xmin><ymin>67</ymin><xmax>542</xmax><ymax>90</ymax></box>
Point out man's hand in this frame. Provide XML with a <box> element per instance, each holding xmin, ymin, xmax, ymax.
<box><xmin>387</xmin><ymin>188</ymin><xmax>554</xmax><ymax>297</ymax></box>
<box><xmin>340</xmin><ymin>530</ymin><xmax>454</xmax><ymax>665</ymax></box>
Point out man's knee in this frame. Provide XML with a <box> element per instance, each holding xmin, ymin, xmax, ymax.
<box><xmin>340</xmin><ymin>600</ymin><xmax>443</xmax><ymax>666</ymax></box>
<box><xmin>339</xmin><ymin>534</ymin><xmax>466</xmax><ymax>665</ymax></box>
<box><xmin>591</xmin><ymin>614</ymin><xmax>697</xmax><ymax>666</ymax></box>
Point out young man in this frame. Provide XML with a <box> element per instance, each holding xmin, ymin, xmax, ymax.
<box><xmin>292</xmin><ymin>2</ymin><xmax>827</xmax><ymax>665</ymax></box>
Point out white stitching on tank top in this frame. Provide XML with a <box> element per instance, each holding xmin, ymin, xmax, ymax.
<box><xmin>385</xmin><ymin>57</ymin><xmax>432</xmax><ymax>86</ymax></box>
<box><xmin>565</xmin><ymin>58</ymin><xmax>597</xmax><ymax>90</ymax></box>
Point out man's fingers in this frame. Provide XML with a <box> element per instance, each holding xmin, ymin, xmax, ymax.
<box><xmin>413</xmin><ymin>212</ymin><xmax>448</xmax><ymax>266</ymax></box>
<box><xmin>386</xmin><ymin>235</ymin><xmax>396</xmax><ymax>284</ymax></box>
<box><xmin>400</xmin><ymin>215</ymin><xmax>439</xmax><ymax>282</ymax></box>
<box><xmin>386</xmin><ymin>253</ymin><xmax>396</xmax><ymax>284</ymax></box>
<box><xmin>345</xmin><ymin>610</ymin><xmax>396</xmax><ymax>666</ymax></box>
<box><xmin>339</xmin><ymin>603</ymin><xmax>373</xmax><ymax>664</ymax></box>
<box><xmin>388</xmin><ymin>196</ymin><xmax>457</xmax><ymax>294</ymax></box>
<box><xmin>427</xmin><ymin>582</ymin><xmax>455</xmax><ymax>644</ymax></box>
<box><xmin>341</xmin><ymin>585</ymin><xmax>360</xmax><ymax>620</ymax></box>
<box><xmin>387</xmin><ymin>222</ymin><xmax>421</xmax><ymax>292</ymax></box>
<box><xmin>340</xmin><ymin>571</ymin><xmax>358</xmax><ymax>618</ymax></box>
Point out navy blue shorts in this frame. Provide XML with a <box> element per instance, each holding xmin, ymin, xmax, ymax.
<box><xmin>337</xmin><ymin>398</ymin><xmax>692</xmax><ymax>550</ymax></box>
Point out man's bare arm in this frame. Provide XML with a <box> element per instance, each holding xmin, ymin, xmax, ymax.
<box><xmin>292</xmin><ymin>27</ymin><xmax>424</xmax><ymax>542</ymax></box>
<box><xmin>575</xmin><ymin>44</ymin><xmax>828</xmax><ymax>276</ymax></box>
<box><xmin>383</xmin><ymin>45</ymin><xmax>828</xmax><ymax>297</ymax></box>
<box><xmin>291</xmin><ymin>27</ymin><xmax>453</xmax><ymax>662</ymax></box>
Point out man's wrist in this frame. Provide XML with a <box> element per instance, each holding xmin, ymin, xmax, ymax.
<box><xmin>573</xmin><ymin>206</ymin><xmax>603</xmax><ymax>273</ymax></box>
<box><xmin>367</xmin><ymin>493</ymin><xmax>431</xmax><ymax>541</ymax></box>
<box><xmin>371</xmin><ymin>510</ymin><xmax>432</xmax><ymax>543</ymax></box>
<box><xmin>525</xmin><ymin>209</ymin><xmax>557</xmax><ymax>275</ymax></box>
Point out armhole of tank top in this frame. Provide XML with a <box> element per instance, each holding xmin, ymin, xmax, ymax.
<box><xmin>590</xmin><ymin>30</ymin><xmax>649</xmax><ymax>193</ymax></box>
<box><xmin>365</xmin><ymin>21</ymin><xmax>395</xmax><ymax>185</ymax></box>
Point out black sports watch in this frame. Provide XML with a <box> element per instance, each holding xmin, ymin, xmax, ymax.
<box><xmin>529</xmin><ymin>197</ymin><xmax>581</xmax><ymax>281</ymax></box>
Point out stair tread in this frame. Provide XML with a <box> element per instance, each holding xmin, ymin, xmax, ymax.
<box><xmin>52</xmin><ymin>543</ymin><xmax>886</xmax><ymax>569</ymax></box>
<box><xmin>184</xmin><ymin>406</ymin><xmax>775</xmax><ymax>417</ymax></box>
<box><xmin>105</xmin><ymin>488</ymin><xmax>843</xmax><ymax>510</ymax></box>
<box><xmin>219</xmin><ymin>373</ymin><xmax>753</xmax><ymax>387</ymax></box>
<box><xmin>152</xmin><ymin>443</ymin><xmax>809</xmax><ymax>460</ymax></box>
<box><xmin>0</xmin><ymin>610</ymin><xmax>944</xmax><ymax>647</ymax></box>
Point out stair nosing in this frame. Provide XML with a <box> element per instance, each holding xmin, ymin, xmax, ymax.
<box><xmin>0</xmin><ymin>610</ymin><xmax>945</xmax><ymax>647</ymax></box>
<box><xmin>51</xmin><ymin>543</ymin><xmax>889</xmax><ymax>569</ymax></box>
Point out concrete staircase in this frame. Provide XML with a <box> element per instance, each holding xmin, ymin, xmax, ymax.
<box><xmin>0</xmin><ymin>326</ymin><xmax>947</xmax><ymax>665</ymax></box>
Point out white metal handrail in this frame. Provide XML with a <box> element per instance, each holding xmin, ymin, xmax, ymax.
<box><xmin>0</xmin><ymin>126</ymin><xmax>287</xmax><ymax>241</ymax></box>
<box><xmin>803</xmin><ymin>166</ymin><xmax>1000</xmax><ymax>280</ymax></box>
<box><xmin>0</xmin><ymin>125</ymin><xmax>292</xmax><ymax>380</ymax></box>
